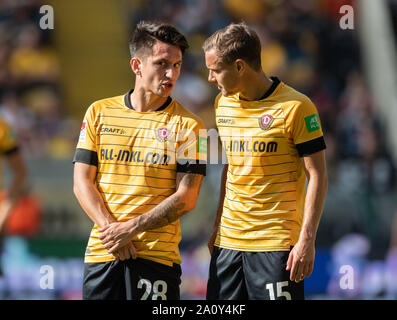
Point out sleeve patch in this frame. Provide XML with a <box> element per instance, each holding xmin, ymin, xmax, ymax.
<box><xmin>304</xmin><ymin>114</ymin><xmax>321</xmax><ymax>133</ymax></box>
<box><xmin>197</xmin><ymin>136</ymin><xmax>207</xmax><ymax>154</ymax></box>
<box><xmin>79</xmin><ymin>120</ymin><xmax>87</xmax><ymax>142</ymax></box>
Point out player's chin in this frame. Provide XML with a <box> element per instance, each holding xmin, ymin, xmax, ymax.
<box><xmin>157</xmin><ymin>86</ymin><xmax>173</xmax><ymax>97</ymax></box>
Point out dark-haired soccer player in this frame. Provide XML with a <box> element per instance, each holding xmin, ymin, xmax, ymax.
<box><xmin>203</xmin><ymin>22</ymin><xmax>328</xmax><ymax>300</ymax></box>
<box><xmin>73</xmin><ymin>21</ymin><xmax>207</xmax><ymax>300</ymax></box>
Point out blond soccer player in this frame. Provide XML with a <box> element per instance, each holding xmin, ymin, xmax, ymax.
<box><xmin>203</xmin><ymin>23</ymin><xmax>328</xmax><ymax>300</ymax></box>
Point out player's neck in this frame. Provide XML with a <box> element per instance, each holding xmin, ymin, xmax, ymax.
<box><xmin>238</xmin><ymin>72</ymin><xmax>273</xmax><ymax>101</ymax></box>
<box><xmin>130</xmin><ymin>87</ymin><xmax>168</xmax><ymax>112</ymax></box>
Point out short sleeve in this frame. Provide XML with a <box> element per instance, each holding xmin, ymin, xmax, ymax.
<box><xmin>288</xmin><ymin>97</ymin><xmax>326</xmax><ymax>157</ymax></box>
<box><xmin>73</xmin><ymin>104</ymin><xmax>98</xmax><ymax>166</ymax></box>
<box><xmin>176</xmin><ymin>118</ymin><xmax>207</xmax><ymax>175</ymax></box>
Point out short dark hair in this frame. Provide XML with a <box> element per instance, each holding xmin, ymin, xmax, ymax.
<box><xmin>129</xmin><ymin>21</ymin><xmax>189</xmax><ymax>58</ymax></box>
<box><xmin>203</xmin><ymin>22</ymin><xmax>262</xmax><ymax>71</ymax></box>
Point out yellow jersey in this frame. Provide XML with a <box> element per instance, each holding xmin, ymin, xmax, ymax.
<box><xmin>215</xmin><ymin>77</ymin><xmax>326</xmax><ymax>252</ymax></box>
<box><xmin>73</xmin><ymin>90</ymin><xmax>207</xmax><ymax>266</ymax></box>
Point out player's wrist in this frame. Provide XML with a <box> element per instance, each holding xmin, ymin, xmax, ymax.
<box><xmin>299</xmin><ymin>232</ymin><xmax>316</xmax><ymax>244</ymax></box>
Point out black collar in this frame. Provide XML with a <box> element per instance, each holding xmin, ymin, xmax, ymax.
<box><xmin>258</xmin><ymin>76</ymin><xmax>280</xmax><ymax>100</ymax></box>
<box><xmin>124</xmin><ymin>89</ymin><xmax>172</xmax><ymax>111</ymax></box>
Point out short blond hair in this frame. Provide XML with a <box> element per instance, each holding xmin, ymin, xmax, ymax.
<box><xmin>203</xmin><ymin>22</ymin><xmax>262</xmax><ymax>71</ymax></box>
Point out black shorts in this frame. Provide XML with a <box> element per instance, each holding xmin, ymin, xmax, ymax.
<box><xmin>206</xmin><ymin>246</ymin><xmax>304</xmax><ymax>300</ymax></box>
<box><xmin>83</xmin><ymin>258</ymin><xmax>181</xmax><ymax>300</ymax></box>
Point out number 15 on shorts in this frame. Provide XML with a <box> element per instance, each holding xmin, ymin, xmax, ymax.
<box><xmin>266</xmin><ymin>281</ymin><xmax>292</xmax><ymax>300</ymax></box>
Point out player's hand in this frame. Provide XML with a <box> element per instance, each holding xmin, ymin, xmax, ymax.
<box><xmin>286</xmin><ymin>240</ymin><xmax>315</xmax><ymax>283</ymax></box>
<box><xmin>113</xmin><ymin>242</ymin><xmax>137</xmax><ymax>261</ymax></box>
<box><xmin>99</xmin><ymin>222</ymin><xmax>136</xmax><ymax>256</ymax></box>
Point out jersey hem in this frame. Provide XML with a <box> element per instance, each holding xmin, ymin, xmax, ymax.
<box><xmin>84</xmin><ymin>254</ymin><xmax>178</xmax><ymax>267</ymax></box>
<box><xmin>215</xmin><ymin>244</ymin><xmax>293</xmax><ymax>252</ymax></box>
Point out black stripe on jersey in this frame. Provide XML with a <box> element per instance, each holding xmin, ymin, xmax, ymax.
<box><xmin>97</xmin><ymin>143</ymin><xmax>177</xmax><ymax>152</ymax></box>
<box><xmin>99</xmin><ymin>191</ymin><xmax>171</xmax><ymax>198</ymax></box>
<box><xmin>100</xmin><ymin>115</ymin><xmax>179</xmax><ymax>125</ymax></box>
<box><xmin>296</xmin><ymin>136</ymin><xmax>326</xmax><ymax>157</ymax></box>
<box><xmin>98</xmin><ymin>134</ymin><xmax>178</xmax><ymax>145</ymax></box>
<box><xmin>228</xmin><ymin>170</ymin><xmax>295</xmax><ymax>177</ymax></box>
<box><xmin>90</xmin><ymin>229</ymin><xmax>176</xmax><ymax>237</ymax></box>
<box><xmin>218</xmin><ymin>106</ymin><xmax>283</xmax><ymax>110</ymax></box>
<box><xmin>134</xmin><ymin>239</ymin><xmax>177</xmax><ymax>244</ymax></box>
<box><xmin>227</xmin><ymin>153</ymin><xmax>289</xmax><ymax>159</ymax></box>
<box><xmin>176</xmin><ymin>159</ymin><xmax>206</xmax><ymax>176</ymax></box>
<box><xmin>230</xmin><ymin>162</ymin><xmax>294</xmax><ymax>167</ymax></box>
<box><xmin>100</xmin><ymin>162</ymin><xmax>176</xmax><ymax>171</ymax></box>
<box><xmin>98</xmin><ymin>133</ymin><xmax>177</xmax><ymax>144</ymax></box>
<box><xmin>98</xmin><ymin>172</ymin><xmax>175</xmax><ymax>180</ymax></box>
<box><xmin>223</xmin><ymin>204</ymin><xmax>295</xmax><ymax>214</ymax></box>
<box><xmin>145</xmin><ymin>230</ymin><xmax>176</xmax><ymax>235</ymax></box>
<box><xmin>217</xmin><ymin>115</ymin><xmax>284</xmax><ymax>120</ymax></box>
<box><xmin>221</xmin><ymin>135</ymin><xmax>286</xmax><ymax>139</ymax></box>
<box><xmin>219</xmin><ymin>225</ymin><xmax>291</xmax><ymax>235</ymax></box>
<box><xmin>97</xmin><ymin>125</ymin><xmax>177</xmax><ymax>132</ymax></box>
<box><xmin>225</xmin><ymin>153</ymin><xmax>287</xmax><ymax>158</ymax></box>
<box><xmin>104</xmin><ymin>201</ymin><xmax>160</xmax><ymax>206</ymax></box>
<box><xmin>228</xmin><ymin>180</ymin><xmax>297</xmax><ymax>187</ymax></box>
<box><xmin>3</xmin><ymin>146</ymin><xmax>19</xmax><ymax>156</ymax></box>
<box><xmin>124</xmin><ymin>89</ymin><xmax>172</xmax><ymax>111</ymax></box>
<box><xmin>73</xmin><ymin>148</ymin><xmax>98</xmax><ymax>166</ymax></box>
<box><xmin>217</xmin><ymin>125</ymin><xmax>284</xmax><ymax>129</ymax></box>
<box><xmin>225</xmin><ymin>186</ymin><xmax>296</xmax><ymax>197</ymax></box>
<box><xmin>98</xmin><ymin>181</ymin><xmax>175</xmax><ymax>189</ymax></box>
<box><xmin>224</xmin><ymin>195</ymin><xmax>296</xmax><ymax>205</ymax></box>
<box><xmin>222</xmin><ymin>214</ymin><xmax>296</xmax><ymax>223</ymax></box>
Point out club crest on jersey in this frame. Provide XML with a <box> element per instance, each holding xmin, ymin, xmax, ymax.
<box><xmin>155</xmin><ymin>128</ymin><xmax>170</xmax><ymax>142</ymax></box>
<box><xmin>79</xmin><ymin>120</ymin><xmax>87</xmax><ymax>141</ymax></box>
<box><xmin>259</xmin><ymin>114</ymin><xmax>274</xmax><ymax>130</ymax></box>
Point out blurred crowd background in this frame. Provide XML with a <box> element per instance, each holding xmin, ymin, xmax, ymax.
<box><xmin>0</xmin><ymin>0</ymin><xmax>396</xmax><ymax>300</ymax></box>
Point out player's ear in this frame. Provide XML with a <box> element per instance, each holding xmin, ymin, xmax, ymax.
<box><xmin>130</xmin><ymin>57</ymin><xmax>142</xmax><ymax>77</ymax></box>
<box><xmin>235</xmin><ymin>59</ymin><xmax>245</xmax><ymax>74</ymax></box>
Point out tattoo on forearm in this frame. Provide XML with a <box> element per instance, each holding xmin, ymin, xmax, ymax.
<box><xmin>136</xmin><ymin>174</ymin><xmax>203</xmax><ymax>232</ymax></box>
<box><xmin>136</xmin><ymin>195</ymin><xmax>186</xmax><ymax>232</ymax></box>
<box><xmin>179</xmin><ymin>173</ymin><xmax>203</xmax><ymax>189</ymax></box>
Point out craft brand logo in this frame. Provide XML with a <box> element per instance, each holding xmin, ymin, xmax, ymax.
<box><xmin>100</xmin><ymin>127</ymin><xmax>126</xmax><ymax>135</ymax></box>
<box><xmin>217</xmin><ymin>118</ymin><xmax>235</xmax><ymax>125</ymax></box>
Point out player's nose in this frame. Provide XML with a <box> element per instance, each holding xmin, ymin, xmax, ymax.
<box><xmin>208</xmin><ymin>71</ymin><xmax>216</xmax><ymax>83</ymax></box>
